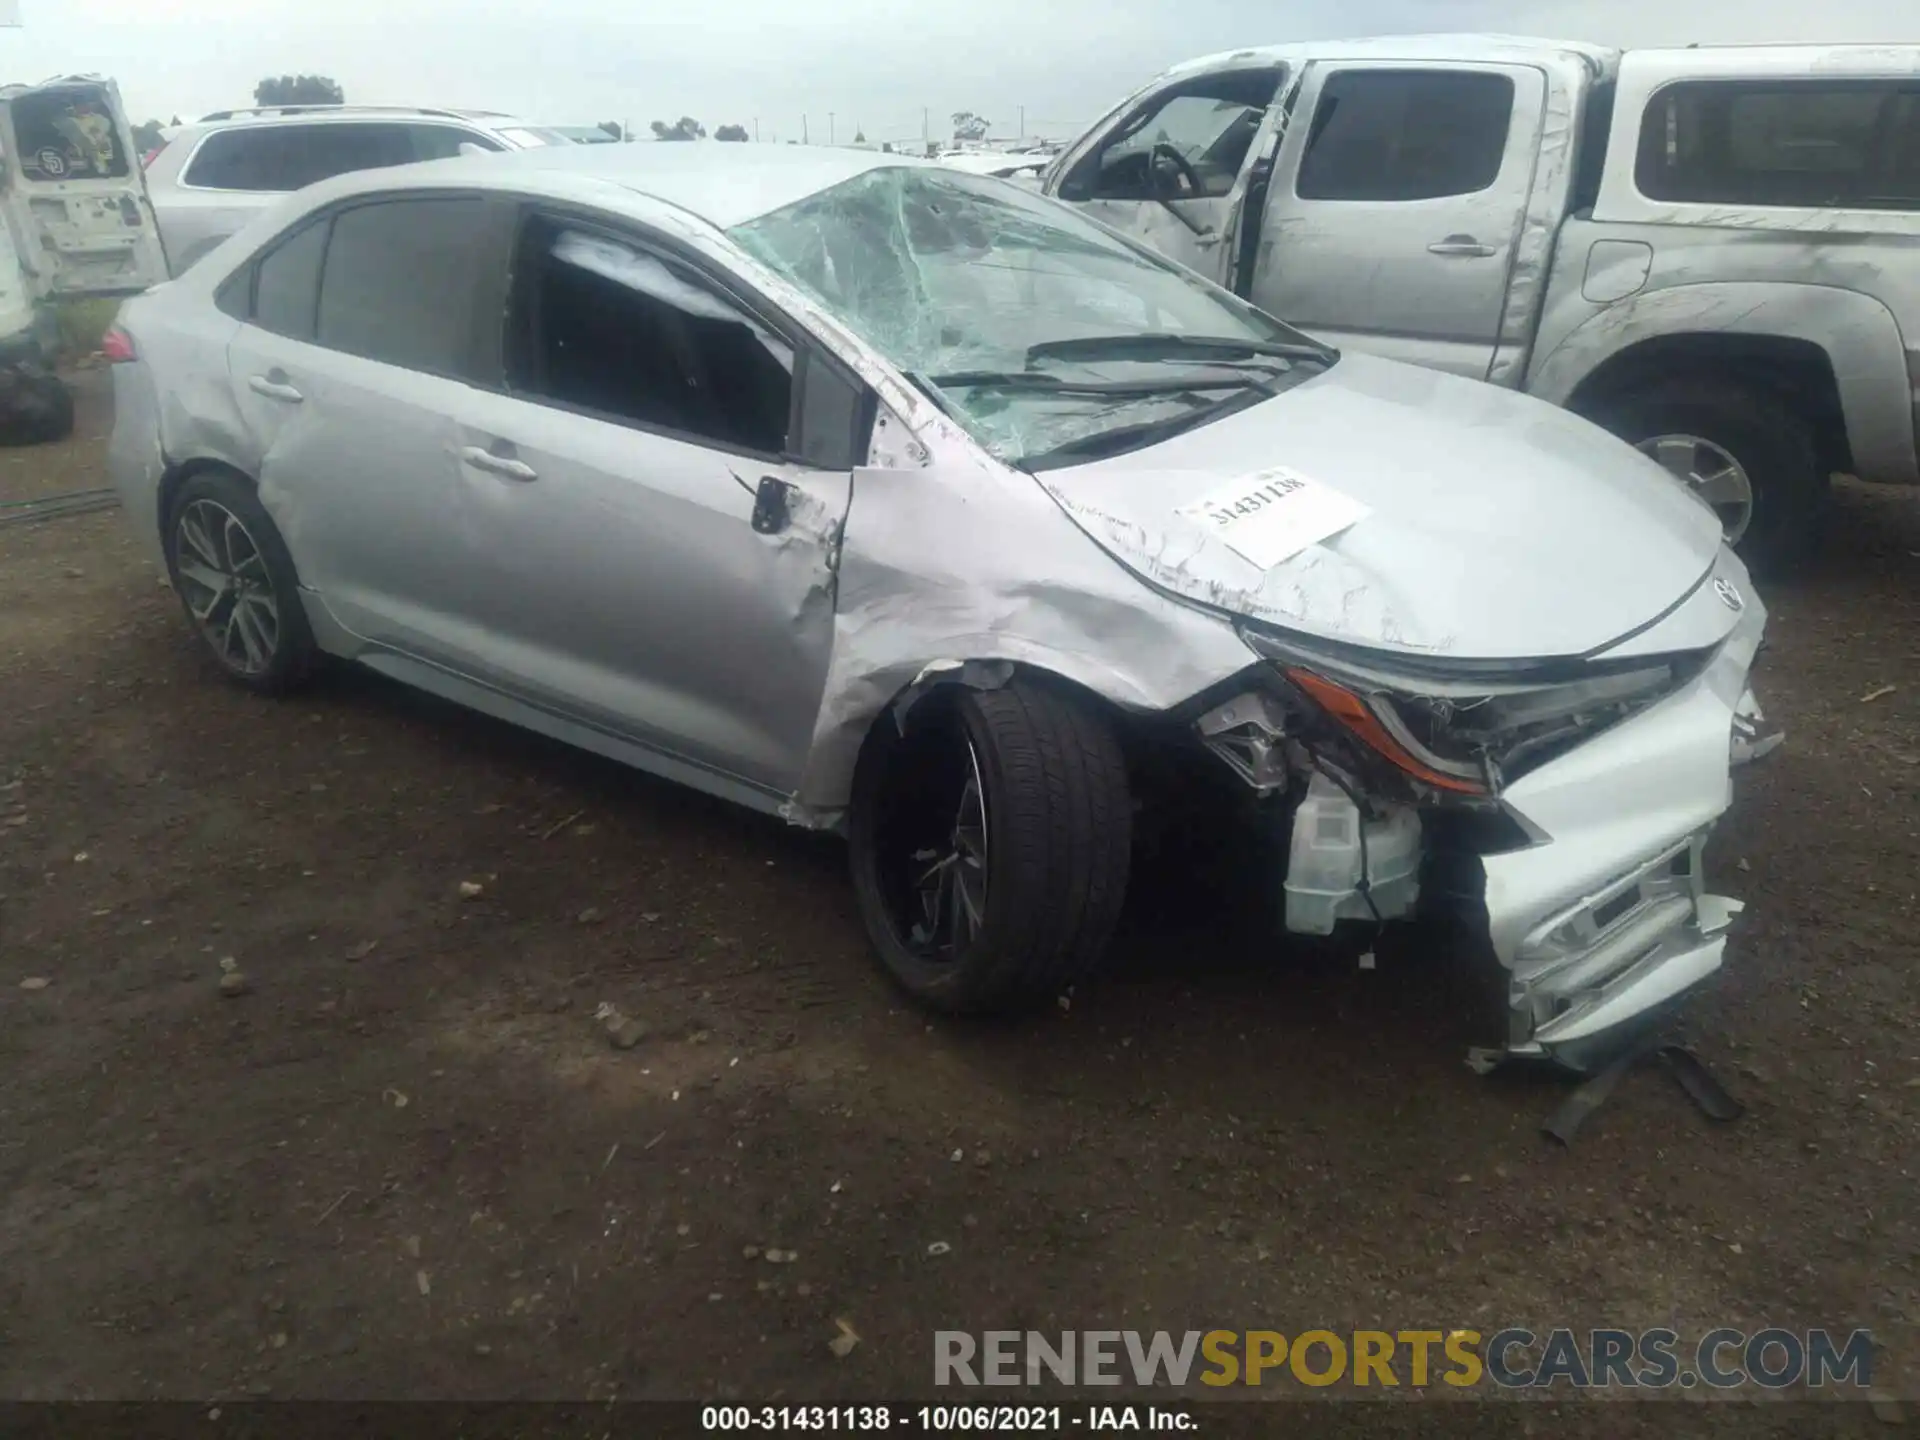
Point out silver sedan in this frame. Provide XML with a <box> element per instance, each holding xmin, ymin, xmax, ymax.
<box><xmin>106</xmin><ymin>144</ymin><xmax>1769</xmax><ymax>1072</ymax></box>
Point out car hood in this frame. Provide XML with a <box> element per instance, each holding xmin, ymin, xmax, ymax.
<box><xmin>1032</xmin><ymin>353</ymin><xmax>1731</xmax><ymax>660</ymax></box>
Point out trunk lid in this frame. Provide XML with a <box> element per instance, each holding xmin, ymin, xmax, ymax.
<box><xmin>1034</xmin><ymin>353</ymin><xmax>1728</xmax><ymax>659</ymax></box>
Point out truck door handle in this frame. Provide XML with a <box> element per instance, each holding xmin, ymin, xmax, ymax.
<box><xmin>460</xmin><ymin>445</ymin><xmax>538</xmax><ymax>482</ymax></box>
<box><xmin>1427</xmin><ymin>236</ymin><xmax>1497</xmax><ymax>258</ymax></box>
<box><xmin>247</xmin><ymin>374</ymin><xmax>303</xmax><ymax>403</ymax></box>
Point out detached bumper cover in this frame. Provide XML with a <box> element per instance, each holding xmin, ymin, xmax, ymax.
<box><xmin>1480</xmin><ymin>590</ymin><xmax>1767</xmax><ymax>1070</ymax></box>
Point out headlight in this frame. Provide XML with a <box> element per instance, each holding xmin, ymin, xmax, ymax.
<box><xmin>1243</xmin><ymin>629</ymin><xmax>1702</xmax><ymax>794</ymax></box>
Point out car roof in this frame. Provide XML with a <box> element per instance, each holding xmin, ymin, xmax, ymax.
<box><xmin>1157</xmin><ymin>32</ymin><xmax>1619</xmax><ymax>82</ymax></box>
<box><xmin>186</xmin><ymin>107</ymin><xmax>535</xmax><ymax>135</ymax></box>
<box><xmin>324</xmin><ymin>142</ymin><xmax>938</xmax><ymax>230</ymax></box>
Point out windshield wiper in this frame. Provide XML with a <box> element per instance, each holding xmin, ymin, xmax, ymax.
<box><xmin>926</xmin><ymin>370</ymin><xmax>1260</xmax><ymax>397</ymax></box>
<box><xmin>1019</xmin><ymin>385</ymin><xmax>1277</xmax><ymax>472</ymax></box>
<box><xmin>1024</xmin><ymin>332</ymin><xmax>1329</xmax><ymax>367</ymax></box>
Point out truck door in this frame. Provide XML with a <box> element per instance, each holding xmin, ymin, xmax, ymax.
<box><xmin>0</xmin><ymin>76</ymin><xmax>171</xmax><ymax>299</ymax></box>
<box><xmin>1050</xmin><ymin>64</ymin><xmax>1288</xmax><ymax>288</ymax></box>
<box><xmin>1249</xmin><ymin>60</ymin><xmax>1546</xmax><ymax>380</ymax></box>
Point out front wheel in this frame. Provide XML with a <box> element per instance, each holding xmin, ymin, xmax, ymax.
<box><xmin>1587</xmin><ymin>377</ymin><xmax>1827</xmax><ymax>576</ymax></box>
<box><xmin>848</xmin><ymin>678</ymin><xmax>1132</xmax><ymax>1014</ymax></box>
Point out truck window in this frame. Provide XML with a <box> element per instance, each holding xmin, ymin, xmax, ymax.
<box><xmin>9</xmin><ymin>84</ymin><xmax>131</xmax><ymax>181</ymax></box>
<box><xmin>1296</xmin><ymin>70</ymin><xmax>1514</xmax><ymax>202</ymax></box>
<box><xmin>1636</xmin><ymin>81</ymin><xmax>1920</xmax><ymax>210</ymax></box>
<box><xmin>1063</xmin><ymin>70</ymin><xmax>1280</xmax><ymax>202</ymax></box>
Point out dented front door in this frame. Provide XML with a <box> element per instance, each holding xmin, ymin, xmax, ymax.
<box><xmin>0</xmin><ymin>77</ymin><xmax>170</xmax><ymax>297</ymax></box>
<box><xmin>457</xmin><ymin>215</ymin><xmax>852</xmax><ymax>798</ymax></box>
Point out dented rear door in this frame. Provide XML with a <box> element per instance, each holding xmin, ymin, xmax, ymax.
<box><xmin>0</xmin><ymin>77</ymin><xmax>170</xmax><ymax>297</ymax></box>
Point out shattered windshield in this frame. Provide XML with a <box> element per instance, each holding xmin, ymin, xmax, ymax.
<box><xmin>728</xmin><ymin>165</ymin><xmax>1330</xmax><ymax>468</ymax></box>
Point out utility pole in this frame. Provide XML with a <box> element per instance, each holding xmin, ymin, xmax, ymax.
<box><xmin>802</xmin><ymin>114</ymin><xmax>809</xmax><ymax>144</ymax></box>
<box><xmin>922</xmin><ymin>107</ymin><xmax>928</xmax><ymax>147</ymax></box>
<box><xmin>1019</xmin><ymin>105</ymin><xmax>1025</xmax><ymax>141</ymax></box>
<box><xmin>828</xmin><ymin>112</ymin><xmax>835</xmax><ymax>145</ymax></box>
<box><xmin>753</xmin><ymin>117</ymin><xmax>760</xmax><ymax>142</ymax></box>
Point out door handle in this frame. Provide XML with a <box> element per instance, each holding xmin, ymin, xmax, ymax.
<box><xmin>751</xmin><ymin>475</ymin><xmax>793</xmax><ymax>534</ymax></box>
<box><xmin>1427</xmin><ymin>236</ymin><xmax>1497</xmax><ymax>258</ymax></box>
<box><xmin>248</xmin><ymin>375</ymin><xmax>303</xmax><ymax>403</ymax></box>
<box><xmin>460</xmin><ymin>445</ymin><xmax>538</xmax><ymax>482</ymax></box>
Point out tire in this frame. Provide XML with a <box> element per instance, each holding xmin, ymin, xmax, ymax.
<box><xmin>1586</xmin><ymin>377</ymin><xmax>1827</xmax><ymax>576</ymax></box>
<box><xmin>848</xmin><ymin>677</ymin><xmax>1133</xmax><ymax>1015</ymax></box>
<box><xmin>163</xmin><ymin>469</ymin><xmax>317</xmax><ymax>694</ymax></box>
<box><xmin>0</xmin><ymin>368</ymin><xmax>75</xmax><ymax>446</ymax></box>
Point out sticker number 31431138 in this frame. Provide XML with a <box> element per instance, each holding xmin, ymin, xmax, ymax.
<box><xmin>1176</xmin><ymin>465</ymin><xmax>1370</xmax><ymax>571</ymax></box>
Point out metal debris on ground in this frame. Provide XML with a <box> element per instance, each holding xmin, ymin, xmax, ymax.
<box><xmin>828</xmin><ymin>1318</ymin><xmax>860</xmax><ymax>1359</ymax></box>
<box><xmin>1860</xmin><ymin>685</ymin><xmax>1897</xmax><ymax>704</ymax></box>
<box><xmin>1542</xmin><ymin>1039</ymin><xmax>1743</xmax><ymax>1145</ymax></box>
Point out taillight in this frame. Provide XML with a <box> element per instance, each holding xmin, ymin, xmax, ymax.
<box><xmin>141</xmin><ymin>142</ymin><xmax>168</xmax><ymax>169</ymax></box>
<box><xmin>100</xmin><ymin>326</ymin><xmax>138</xmax><ymax>364</ymax></box>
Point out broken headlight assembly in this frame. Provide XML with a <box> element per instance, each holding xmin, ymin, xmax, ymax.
<box><xmin>1241</xmin><ymin>628</ymin><xmax>1709</xmax><ymax>796</ymax></box>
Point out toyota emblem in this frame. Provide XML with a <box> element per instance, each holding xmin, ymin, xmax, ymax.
<box><xmin>1714</xmin><ymin>577</ymin><xmax>1744</xmax><ymax>612</ymax></box>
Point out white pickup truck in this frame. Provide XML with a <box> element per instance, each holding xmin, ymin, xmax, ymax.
<box><xmin>1044</xmin><ymin>37</ymin><xmax>1920</xmax><ymax>572</ymax></box>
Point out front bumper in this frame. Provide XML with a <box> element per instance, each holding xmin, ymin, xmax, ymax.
<box><xmin>1478</xmin><ymin>591</ymin><xmax>1767</xmax><ymax>1071</ymax></box>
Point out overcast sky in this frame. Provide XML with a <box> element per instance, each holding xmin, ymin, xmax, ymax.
<box><xmin>5</xmin><ymin>0</ymin><xmax>1912</xmax><ymax>143</ymax></box>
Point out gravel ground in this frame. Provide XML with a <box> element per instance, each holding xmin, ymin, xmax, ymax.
<box><xmin>0</xmin><ymin>371</ymin><xmax>1915</xmax><ymax>1435</ymax></box>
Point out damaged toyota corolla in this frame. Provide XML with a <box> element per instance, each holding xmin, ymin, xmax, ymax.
<box><xmin>105</xmin><ymin>145</ymin><xmax>1770</xmax><ymax>1072</ymax></box>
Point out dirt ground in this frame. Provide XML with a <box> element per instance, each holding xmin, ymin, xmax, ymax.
<box><xmin>1</xmin><ymin>371</ymin><xmax>1916</xmax><ymax>1431</ymax></box>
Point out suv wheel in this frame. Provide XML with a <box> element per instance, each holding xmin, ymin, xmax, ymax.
<box><xmin>164</xmin><ymin>470</ymin><xmax>317</xmax><ymax>693</ymax></box>
<box><xmin>1589</xmin><ymin>377</ymin><xmax>1826</xmax><ymax>576</ymax></box>
<box><xmin>848</xmin><ymin>677</ymin><xmax>1132</xmax><ymax>1014</ymax></box>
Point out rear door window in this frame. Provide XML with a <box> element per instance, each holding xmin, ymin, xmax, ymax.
<box><xmin>315</xmin><ymin>196</ymin><xmax>492</xmax><ymax>375</ymax></box>
<box><xmin>1296</xmin><ymin>70</ymin><xmax>1515</xmax><ymax>201</ymax></box>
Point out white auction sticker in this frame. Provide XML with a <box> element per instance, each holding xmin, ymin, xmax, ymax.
<box><xmin>1177</xmin><ymin>465</ymin><xmax>1369</xmax><ymax>569</ymax></box>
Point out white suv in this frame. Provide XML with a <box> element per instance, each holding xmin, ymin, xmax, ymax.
<box><xmin>143</xmin><ymin>106</ymin><xmax>572</xmax><ymax>274</ymax></box>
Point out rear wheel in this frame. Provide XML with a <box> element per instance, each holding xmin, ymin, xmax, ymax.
<box><xmin>848</xmin><ymin>678</ymin><xmax>1132</xmax><ymax>1014</ymax></box>
<box><xmin>1587</xmin><ymin>377</ymin><xmax>1826</xmax><ymax>576</ymax></box>
<box><xmin>164</xmin><ymin>470</ymin><xmax>317</xmax><ymax>694</ymax></box>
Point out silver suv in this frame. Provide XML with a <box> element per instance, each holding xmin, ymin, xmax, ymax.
<box><xmin>143</xmin><ymin>106</ymin><xmax>571</xmax><ymax>274</ymax></box>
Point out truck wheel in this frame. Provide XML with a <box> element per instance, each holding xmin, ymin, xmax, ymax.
<box><xmin>1589</xmin><ymin>378</ymin><xmax>1825</xmax><ymax>575</ymax></box>
<box><xmin>163</xmin><ymin>469</ymin><xmax>318</xmax><ymax>694</ymax></box>
<box><xmin>848</xmin><ymin>677</ymin><xmax>1132</xmax><ymax>1015</ymax></box>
